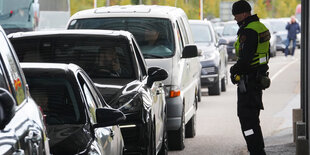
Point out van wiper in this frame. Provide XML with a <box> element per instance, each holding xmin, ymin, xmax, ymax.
<box><xmin>143</xmin><ymin>53</ymin><xmax>165</xmax><ymax>58</ymax></box>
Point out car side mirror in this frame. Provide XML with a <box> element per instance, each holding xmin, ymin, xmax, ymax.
<box><xmin>0</xmin><ymin>88</ymin><xmax>16</xmax><ymax>130</ymax></box>
<box><xmin>94</xmin><ymin>107</ymin><xmax>126</xmax><ymax>128</ymax></box>
<box><xmin>182</xmin><ymin>45</ymin><xmax>198</xmax><ymax>58</ymax></box>
<box><xmin>218</xmin><ymin>38</ymin><xmax>228</xmax><ymax>46</ymax></box>
<box><xmin>147</xmin><ymin>67</ymin><xmax>168</xmax><ymax>87</ymax></box>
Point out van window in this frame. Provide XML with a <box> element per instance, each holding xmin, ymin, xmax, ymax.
<box><xmin>11</xmin><ymin>35</ymin><xmax>135</xmax><ymax>79</ymax></box>
<box><xmin>0</xmin><ymin>32</ymin><xmax>25</xmax><ymax>105</ymax></box>
<box><xmin>176</xmin><ymin>22</ymin><xmax>184</xmax><ymax>51</ymax></box>
<box><xmin>68</xmin><ymin>17</ymin><xmax>175</xmax><ymax>58</ymax></box>
<box><xmin>177</xmin><ymin>18</ymin><xmax>189</xmax><ymax>45</ymax></box>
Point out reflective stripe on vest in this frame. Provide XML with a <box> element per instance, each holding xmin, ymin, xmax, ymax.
<box><xmin>234</xmin><ymin>21</ymin><xmax>270</xmax><ymax>67</ymax></box>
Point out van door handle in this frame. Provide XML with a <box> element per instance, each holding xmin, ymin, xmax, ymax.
<box><xmin>24</xmin><ymin>129</ymin><xmax>41</xmax><ymax>154</ymax></box>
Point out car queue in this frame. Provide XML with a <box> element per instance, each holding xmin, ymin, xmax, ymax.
<box><xmin>0</xmin><ymin>5</ymin><xmax>204</xmax><ymax>155</ymax></box>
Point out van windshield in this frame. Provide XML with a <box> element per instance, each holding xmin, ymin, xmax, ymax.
<box><xmin>68</xmin><ymin>18</ymin><xmax>175</xmax><ymax>58</ymax></box>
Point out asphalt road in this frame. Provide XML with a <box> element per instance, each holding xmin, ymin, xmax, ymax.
<box><xmin>169</xmin><ymin>50</ymin><xmax>300</xmax><ymax>155</ymax></box>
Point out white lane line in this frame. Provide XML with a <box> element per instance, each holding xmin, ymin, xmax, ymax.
<box><xmin>270</xmin><ymin>59</ymin><xmax>299</xmax><ymax>81</ymax></box>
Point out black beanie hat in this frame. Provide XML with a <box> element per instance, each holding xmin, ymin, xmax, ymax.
<box><xmin>232</xmin><ymin>0</ymin><xmax>251</xmax><ymax>15</ymax></box>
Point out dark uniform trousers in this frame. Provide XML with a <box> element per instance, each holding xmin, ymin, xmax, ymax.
<box><xmin>237</xmin><ymin>73</ymin><xmax>266</xmax><ymax>155</ymax></box>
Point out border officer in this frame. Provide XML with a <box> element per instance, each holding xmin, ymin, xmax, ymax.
<box><xmin>230</xmin><ymin>1</ymin><xmax>271</xmax><ymax>154</ymax></box>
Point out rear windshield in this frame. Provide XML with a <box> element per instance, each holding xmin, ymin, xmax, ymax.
<box><xmin>190</xmin><ymin>24</ymin><xmax>213</xmax><ymax>43</ymax></box>
<box><xmin>68</xmin><ymin>18</ymin><xmax>175</xmax><ymax>58</ymax></box>
<box><xmin>27</xmin><ymin>78</ymin><xmax>84</xmax><ymax>125</ymax></box>
<box><xmin>11</xmin><ymin>35</ymin><xmax>135</xmax><ymax>79</ymax></box>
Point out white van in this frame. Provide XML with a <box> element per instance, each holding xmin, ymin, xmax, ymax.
<box><xmin>67</xmin><ymin>5</ymin><xmax>201</xmax><ymax>150</ymax></box>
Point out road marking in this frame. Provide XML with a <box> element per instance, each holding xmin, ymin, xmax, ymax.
<box><xmin>270</xmin><ymin>59</ymin><xmax>299</xmax><ymax>82</ymax></box>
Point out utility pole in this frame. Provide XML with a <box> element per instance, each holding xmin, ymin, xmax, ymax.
<box><xmin>200</xmin><ymin>0</ymin><xmax>203</xmax><ymax>20</ymax></box>
<box><xmin>94</xmin><ymin>0</ymin><xmax>97</xmax><ymax>8</ymax></box>
<box><xmin>139</xmin><ymin>0</ymin><xmax>142</xmax><ymax>4</ymax></box>
<box><xmin>106</xmin><ymin>0</ymin><xmax>110</xmax><ymax>6</ymax></box>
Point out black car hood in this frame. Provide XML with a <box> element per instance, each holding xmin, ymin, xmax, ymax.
<box><xmin>47</xmin><ymin>124</ymin><xmax>92</xmax><ymax>154</ymax></box>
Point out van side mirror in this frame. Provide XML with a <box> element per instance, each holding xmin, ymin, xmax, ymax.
<box><xmin>182</xmin><ymin>45</ymin><xmax>198</xmax><ymax>58</ymax></box>
<box><xmin>0</xmin><ymin>88</ymin><xmax>16</xmax><ymax>130</ymax></box>
<box><xmin>218</xmin><ymin>38</ymin><xmax>228</xmax><ymax>46</ymax></box>
<box><xmin>147</xmin><ymin>67</ymin><xmax>168</xmax><ymax>87</ymax></box>
<box><xmin>94</xmin><ymin>107</ymin><xmax>126</xmax><ymax>128</ymax></box>
<box><xmin>198</xmin><ymin>48</ymin><xmax>203</xmax><ymax>56</ymax></box>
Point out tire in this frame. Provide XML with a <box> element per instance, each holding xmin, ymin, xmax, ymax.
<box><xmin>221</xmin><ymin>77</ymin><xmax>226</xmax><ymax>92</ymax></box>
<box><xmin>197</xmin><ymin>82</ymin><xmax>202</xmax><ymax>102</ymax></box>
<box><xmin>208</xmin><ymin>77</ymin><xmax>221</xmax><ymax>95</ymax></box>
<box><xmin>158</xmin><ymin>107</ymin><xmax>168</xmax><ymax>155</ymax></box>
<box><xmin>185</xmin><ymin>95</ymin><xmax>197</xmax><ymax>138</ymax></box>
<box><xmin>168</xmin><ymin>107</ymin><xmax>185</xmax><ymax>150</ymax></box>
<box><xmin>143</xmin><ymin>116</ymin><xmax>156</xmax><ymax>155</ymax></box>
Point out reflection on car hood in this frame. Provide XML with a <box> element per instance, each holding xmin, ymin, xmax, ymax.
<box><xmin>196</xmin><ymin>42</ymin><xmax>215</xmax><ymax>52</ymax></box>
<box><xmin>94</xmin><ymin>79</ymin><xmax>141</xmax><ymax>105</ymax></box>
<box><xmin>47</xmin><ymin>124</ymin><xmax>91</xmax><ymax>154</ymax></box>
<box><xmin>221</xmin><ymin>36</ymin><xmax>237</xmax><ymax>46</ymax></box>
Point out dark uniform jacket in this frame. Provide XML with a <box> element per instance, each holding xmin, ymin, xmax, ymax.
<box><xmin>230</xmin><ymin>14</ymin><xmax>269</xmax><ymax>76</ymax></box>
<box><xmin>231</xmin><ymin>15</ymin><xmax>270</xmax><ymax>112</ymax></box>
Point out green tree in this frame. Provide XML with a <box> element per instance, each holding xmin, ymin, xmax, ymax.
<box><xmin>254</xmin><ymin>0</ymin><xmax>268</xmax><ymax>18</ymax></box>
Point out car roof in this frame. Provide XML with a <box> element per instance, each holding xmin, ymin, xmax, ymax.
<box><xmin>189</xmin><ymin>19</ymin><xmax>212</xmax><ymax>25</ymax></box>
<box><xmin>8</xmin><ymin>29</ymin><xmax>133</xmax><ymax>40</ymax></box>
<box><xmin>69</xmin><ymin>5</ymin><xmax>186</xmax><ymax>20</ymax></box>
<box><xmin>21</xmin><ymin>63</ymin><xmax>80</xmax><ymax>78</ymax></box>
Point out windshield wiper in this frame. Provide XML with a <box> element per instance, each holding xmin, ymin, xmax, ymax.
<box><xmin>143</xmin><ymin>53</ymin><xmax>166</xmax><ymax>58</ymax></box>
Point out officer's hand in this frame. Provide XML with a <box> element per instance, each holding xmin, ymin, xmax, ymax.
<box><xmin>230</xmin><ymin>74</ymin><xmax>238</xmax><ymax>85</ymax></box>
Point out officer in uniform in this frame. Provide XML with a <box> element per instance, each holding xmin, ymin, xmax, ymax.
<box><xmin>230</xmin><ymin>0</ymin><xmax>271</xmax><ymax>155</ymax></box>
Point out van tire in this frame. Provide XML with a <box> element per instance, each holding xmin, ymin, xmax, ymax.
<box><xmin>185</xmin><ymin>96</ymin><xmax>197</xmax><ymax>138</ymax></box>
<box><xmin>168</xmin><ymin>107</ymin><xmax>185</xmax><ymax>150</ymax></box>
<box><xmin>208</xmin><ymin>78</ymin><xmax>221</xmax><ymax>95</ymax></box>
<box><xmin>221</xmin><ymin>77</ymin><xmax>226</xmax><ymax>92</ymax></box>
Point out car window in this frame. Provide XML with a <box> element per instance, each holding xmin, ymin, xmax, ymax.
<box><xmin>0</xmin><ymin>31</ymin><xmax>25</xmax><ymax>105</ymax></box>
<box><xmin>77</xmin><ymin>73</ymin><xmax>99</xmax><ymax>124</ymax></box>
<box><xmin>27</xmin><ymin>78</ymin><xmax>83</xmax><ymax>125</ymax></box>
<box><xmin>68</xmin><ymin>17</ymin><xmax>175</xmax><ymax>58</ymax></box>
<box><xmin>132</xmin><ymin>39</ymin><xmax>147</xmax><ymax>78</ymax></box>
<box><xmin>190</xmin><ymin>24</ymin><xmax>213</xmax><ymax>43</ymax></box>
<box><xmin>11</xmin><ymin>36</ymin><xmax>135</xmax><ymax>79</ymax></box>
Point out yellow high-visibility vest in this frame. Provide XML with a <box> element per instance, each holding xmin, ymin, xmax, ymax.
<box><xmin>234</xmin><ymin>21</ymin><xmax>270</xmax><ymax>67</ymax></box>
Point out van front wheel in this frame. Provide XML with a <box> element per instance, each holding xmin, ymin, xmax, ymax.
<box><xmin>168</xmin><ymin>108</ymin><xmax>185</xmax><ymax>150</ymax></box>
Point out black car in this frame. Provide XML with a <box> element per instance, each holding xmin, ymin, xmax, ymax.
<box><xmin>189</xmin><ymin>20</ymin><xmax>228</xmax><ymax>95</ymax></box>
<box><xmin>9</xmin><ymin>30</ymin><xmax>169</xmax><ymax>155</ymax></box>
<box><xmin>0</xmin><ymin>26</ymin><xmax>50</xmax><ymax>154</ymax></box>
<box><xmin>21</xmin><ymin>63</ymin><xmax>125</xmax><ymax>155</ymax></box>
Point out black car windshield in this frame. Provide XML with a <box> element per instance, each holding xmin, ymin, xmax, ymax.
<box><xmin>27</xmin><ymin>78</ymin><xmax>85</xmax><ymax>125</ymax></box>
<box><xmin>68</xmin><ymin>18</ymin><xmax>175</xmax><ymax>58</ymax></box>
<box><xmin>222</xmin><ymin>22</ymin><xmax>238</xmax><ymax>36</ymax></box>
<box><xmin>190</xmin><ymin>24</ymin><xmax>213</xmax><ymax>43</ymax></box>
<box><xmin>12</xmin><ymin>35</ymin><xmax>134</xmax><ymax>79</ymax></box>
